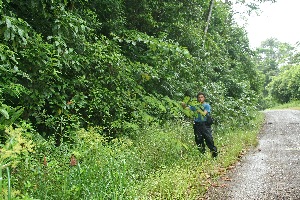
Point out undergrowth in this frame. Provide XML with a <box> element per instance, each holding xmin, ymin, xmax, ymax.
<box><xmin>1</xmin><ymin>112</ymin><xmax>265</xmax><ymax>199</ymax></box>
<box><xmin>267</xmin><ymin>100</ymin><xmax>300</xmax><ymax>110</ymax></box>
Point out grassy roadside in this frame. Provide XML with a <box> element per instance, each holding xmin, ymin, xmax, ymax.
<box><xmin>129</xmin><ymin>102</ymin><xmax>300</xmax><ymax>199</ymax></box>
<box><xmin>129</xmin><ymin>111</ymin><xmax>265</xmax><ymax>199</ymax></box>
<box><xmin>3</xmin><ymin>112</ymin><xmax>265</xmax><ymax>199</ymax></box>
<box><xmin>4</xmin><ymin>103</ymin><xmax>299</xmax><ymax>199</ymax></box>
<box><xmin>266</xmin><ymin>100</ymin><xmax>300</xmax><ymax>110</ymax></box>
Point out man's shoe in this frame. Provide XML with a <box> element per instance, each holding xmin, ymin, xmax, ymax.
<box><xmin>212</xmin><ymin>151</ymin><xmax>218</xmax><ymax>158</ymax></box>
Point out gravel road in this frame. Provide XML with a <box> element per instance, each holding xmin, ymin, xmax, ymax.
<box><xmin>205</xmin><ymin>109</ymin><xmax>300</xmax><ymax>200</ymax></box>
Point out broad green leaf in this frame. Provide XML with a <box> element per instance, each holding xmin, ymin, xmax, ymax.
<box><xmin>0</xmin><ymin>108</ymin><xmax>9</xmax><ymax>119</ymax></box>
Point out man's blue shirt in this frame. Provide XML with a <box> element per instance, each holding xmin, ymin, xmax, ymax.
<box><xmin>189</xmin><ymin>103</ymin><xmax>211</xmax><ymax>123</ymax></box>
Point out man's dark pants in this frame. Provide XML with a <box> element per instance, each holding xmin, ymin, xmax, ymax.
<box><xmin>193</xmin><ymin>122</ymin><xmax>217</xmax><ymax>157</ymax></box>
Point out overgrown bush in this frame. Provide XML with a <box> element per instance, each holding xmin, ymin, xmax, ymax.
<box><xmin>268</xmin><ymin>65</ymin><xmax>300</xmax><ymax>103</ymax></box>
<box><xmin>1</xmin><ymin>108</ymin><xmax>265</xmax><ymax>199</ymax></box>
<box><xmin>1</xmin><ymin>0</ymin><xmax>261</xmax><ymax>140</ymax></box>
<box><xmin>8</xmin><ymin>122</ymin><xmax>195</xmax><ymax>199</ymax></box>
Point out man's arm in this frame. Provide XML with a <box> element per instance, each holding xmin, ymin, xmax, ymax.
<box><xmin>182</xmin><ymin>102</ymin><xmax>207</xmax><ymax>116</ymax></box>
<box><xmin>197</xmin><ymin>109</ymin><xmax>207</xmax><ymax>116</ymax></box>
<box><xmin>181</xmin><ymin>102</ymin><xmax>190</xmax><ymax>110</ymax></box>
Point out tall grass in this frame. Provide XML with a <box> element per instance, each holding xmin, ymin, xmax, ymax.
<box><xmin>267</xmin><ymin>100</ymin><xmax>300</xmax><ymax>110</ymax></box>
<box><xmin>4</xmin><ymin>112</ymin><xmax>264</xmax><ymax>199</ymax></box>
<box><xmin>131</xmin><ymin>112</ymin><xmax>264</xmax><ymax>199</ymax></box>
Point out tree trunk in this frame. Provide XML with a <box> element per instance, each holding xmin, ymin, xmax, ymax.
<box><xmin>203</xmin><ymin>0</ymin><xmax>214</xmax><ymax>47</ymax></box>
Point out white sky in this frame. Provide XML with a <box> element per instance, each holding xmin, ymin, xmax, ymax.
<box><xmin>234</xmin><ymin>0</ymin><xmax>300</xmax><ymax>48</ymax></box>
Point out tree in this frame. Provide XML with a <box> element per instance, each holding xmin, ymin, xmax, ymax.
<box><xmin>255</xmin><ymin>38</ymin><xmax>295</xmax><ymax>95</ymax></box>
<box><xmin>0</xmin><ymin>0</ymin><xmax>267</xmax><ymax>140</ymax></box>
<box><xmin>288</xmin><ymin>42</ymin><xmax>300</xmax><ymax>65</ymax></box>
<box><xmin>268</xmin><ymin>65</ymin><xmax>300</xmax><ymax>103</ymax></box>
<box><xmin>203</xmin><ymin>0</ymin><xmax>215</xmax><ymax>46</ymax></box>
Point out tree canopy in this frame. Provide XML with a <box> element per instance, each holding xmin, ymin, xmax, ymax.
<box><xmin>0</xmin><ymin>0</ymin><xmax>272</xmax><ymax>141</ymax></box>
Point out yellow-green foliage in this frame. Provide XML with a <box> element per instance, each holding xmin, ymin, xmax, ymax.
<box><xmin>181</xmin><ymin>96</ymin><xmax>205</xmax><ymax>119</ymax></box>
<box><xmin>1</xmin><ymin>126</ymin><xmax>35</xmax><ymax>169</ymax></box>
<box><xmin>0</xmin><ymin>126</ymin><xmax>35</xmax><ymax>200</ymax></box>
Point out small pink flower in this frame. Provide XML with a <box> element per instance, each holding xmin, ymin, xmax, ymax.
<box><xmin>43</xmin><ymin>156</ymin><xmax>47</xmax><ymax>166</ymax></box>
<box><xmin>70</xmin><ymin>154</ymin><xmax>77</xmax><ymax>166</ymax></box>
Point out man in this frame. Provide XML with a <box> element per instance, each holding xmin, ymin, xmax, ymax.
<box><xmin>181</xmin><ymin>92</ymin><xmax>218</xmax><ymax>158</ymax></box>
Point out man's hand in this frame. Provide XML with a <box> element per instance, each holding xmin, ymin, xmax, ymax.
<box><xmin>181</xmin><ymin>102</ymin><xmax>188</xmax><ymax>109</ymax></box>
<box><xmin>196</xmin><ymin>109</ymin><xmax>206</xmax><ymax>116</ymax></box>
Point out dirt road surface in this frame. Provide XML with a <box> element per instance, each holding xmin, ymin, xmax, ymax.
<box><xmin>205</xmin><ymin>109</ymin><xmax>300</xmax><ymax>200</ymax></box>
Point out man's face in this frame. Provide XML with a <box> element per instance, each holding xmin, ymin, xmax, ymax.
<box><xmin>197</xmin><ymin>95</ymin><xmax>205</xmax><ymax>103</ymax></box>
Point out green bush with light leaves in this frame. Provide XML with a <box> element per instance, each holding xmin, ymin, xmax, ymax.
<box><xmin>268</xmin><ymin>65</ymin><xmax>300</xmax><ymax>103</ymax></box>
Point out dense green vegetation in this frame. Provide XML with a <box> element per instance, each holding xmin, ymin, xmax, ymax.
<box><xmin>0</xmin><ymin>0</ymin><xmax>299</xmax><ymax>199</ymax></box>
<box><xmin>1</xmin><ymin>112</ymin><xmax>264</xmax><ymax>199</ymax></box>
<box><xmin>268</xmin><ymin>65</ymin><xmax>300</xmax><ymax>103</ymax></box>
<box><xmin>254</xmin><ymin>38</ymin><xmax>300</xmax><ymax>107</ymax></box>
<box><xmin>1</xmin><ymin>0</ymin><xmax>261</xmax><ymax>139</ymax></box>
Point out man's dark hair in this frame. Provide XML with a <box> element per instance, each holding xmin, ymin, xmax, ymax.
<box><xmin>197</xmin><ymin>92</ymin><xmax>206</xmax><ymax>98</ymax></box>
